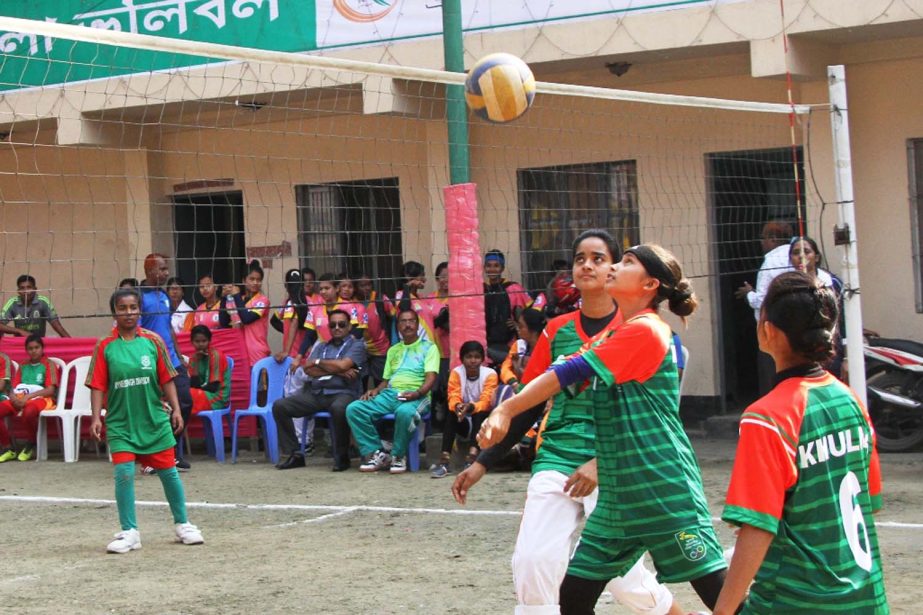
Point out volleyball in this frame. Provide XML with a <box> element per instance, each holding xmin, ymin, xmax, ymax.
<box><xmin>464</xmin><ymin>53</ymin><xmax>536</xmax><ymax>123</ymax></box>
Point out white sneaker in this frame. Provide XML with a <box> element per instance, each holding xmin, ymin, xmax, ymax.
<box><xmin>389</xmin><ymin>456</ymin><xmax>407</xmax><ymax>474</ymax></box>
<box><xmin>107</xmin><ymin>529</ymin><xmax>141</xmax><ymax>553</ymax></box>
<box><xmin>359</xmin><ymin>450</ymin><xmax>392</xmax><ymax>472</ymax></box>
<box><xmin>175</xmin><ymin>523</ymin><xmax>204</xmax><ymax>545</ymax></box>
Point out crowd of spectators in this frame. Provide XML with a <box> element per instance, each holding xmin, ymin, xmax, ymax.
<box><xmin>0</xmin><ymin>249</ymin><xmax>558</xmax><ymax>475</ymax></box>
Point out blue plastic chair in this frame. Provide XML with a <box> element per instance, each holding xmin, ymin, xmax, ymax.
<box><xmin>191</xmin><ymin>356</ymin><xmax>234</xmax><ymax>463</ymax></box>
<box><xmin>380</xmin><ymin>398</ymin><xmax>431</xmax><ymax>472</ymax></box>
<box><xmin>300</xmin><ymin>412</ymin><xmax>337</xmax><ymax>458</ymax></box>
<box><xmin>231</xmin><ymin>356</ymin><xmax>291</xmax><ymax>464</ymax></box>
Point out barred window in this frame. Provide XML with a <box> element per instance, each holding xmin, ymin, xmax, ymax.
<box><xmin>518</xmin><ymin>161</ymin><xmax>639</xmax><ymax>292</ymax></box>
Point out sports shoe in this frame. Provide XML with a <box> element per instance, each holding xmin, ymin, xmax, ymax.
<box><xmin>107</xmin><ymin>529</ymin><xmax>141</xmax><ymax>554</ymax></box>
<box><xmin>140</xmin><ymin>465</ymin><xmax>157</xmax><ymax>476</ymax></box>
<box><xmin>0</xmin><ymin>449</ymin><xmax>15</xmax><ymax>463</ymax></box>
<box><xmin>358</xmin><ymin>449</ymin><xmax>391</xmax><ymax>473</ymax></box>
<box><xmin>175</xmin><ymin>523</ymin><xmax>205</xmax><ymax>545</ymax></box>
<box><xmin>175</xmin><ymin>458</ymin><xmax>191</xmax><ymax>472</ymax></box>
<box><xmin>389</xmin><ymin>456</ymin><xmax>407</xmax><ymax>474</ymax></box>
<box><xmin>304</xmin><ymin>439</ymin><xmax>316</xmax><ymax>457</ymax></box>
<box><xmin>430</xmin><ymin>462</ymin><xmax>449</xmax><ymax>479</ymax></box>
<box><xmin>17</xmin><ymin>447</ymin><xmax>35</xmax><ymax>462</ymax></box>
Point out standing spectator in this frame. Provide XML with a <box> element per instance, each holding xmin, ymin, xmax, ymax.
<box><xmin>272</xmin><ymin>309</ymin><xmax>367</xmax><ymax>472</ymax></box>
<box><xmin>140</xmin><ymin>253</ymin><xmax>194</xmax><ymax>470</ymax></box>
<box><xmin>87</xmin><ymin>287</ymin><xmax>203</xmax><ymax>553</ymax></box>
<box><xmin>0</xmin><ymin>334</ymin><xmax>59</xmax><ymax>462</ymax></box>
<box><xmin>293</xmin><ymin>274</ymin><xmax>366</xmax><ymax>364</ymax></box>
<box><xmin>483</xmin><ymin>250</ymin><xmax>531</xmax><ymax>365</ymax></box>
<box><xmin>188</xmin><ymin>274</ymin><xmax>223</xmax><ymax>331</ymax></box>
<box><xmin>336</xmin><ymin>274</ymin><xmax>370</xmax><ymax>342</ymax></box>
<box><xmin>393</xmin><ymin>261</ymin><xmax>437</xmax><ymax>344</ymax></box>
<box><xmin>301</xmin><ymin>266</ymin><xmax>321</xmax><ymax>307</ymax></box>
<box><xmin>356</xmin><ymin>273</ymin><xmax>393</xmax><ymax>386</ymax></box>
<box><xmin>735</xmin><ymin>220</ymin><xmax>794</xmax><ymax>394</ymax></box>
<box><xmin>431</xmin><ymin>341</ymin><xmax>498</xmax><ymax>478</ymax></box>
<box><xmin>347</xmin><ymin>308</ymin><xmax>439</xmax><ymax>474</ymax></box>
<box><xmin>272</xmin><ymin>269</ymin><xmax>307</xmax><ymax>361</ymax></box>
<box><xmin>118</xmin><ymin>278</ymin><xmax>139</xmax><ymax>289</ymax></box>
<box><xmin>427</xmin><ymin>261</ymin><xmax>451</xmax><ymax>428</ymax></box>
<box><xmin>1</xmin><ymin>274</ymin><xmax>71</xmax><ymax>339</ymax></box>
<box><xmin>220</xmin><ymin>261</ymin><xmax>271</xmax><ymax>367</ymax></box>
<box><xmin>166</xmin><ymin>277</ymin><xmax>193</xmax><ymax>334</ymax></box>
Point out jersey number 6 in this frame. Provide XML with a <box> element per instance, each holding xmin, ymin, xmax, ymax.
<box><xmin>838</xmin><ymin>471</ymin><xmax>873</xmax><ymax>572</ymax></box>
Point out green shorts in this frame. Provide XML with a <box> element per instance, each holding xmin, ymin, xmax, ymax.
<box><xmin>568</xmin><ymin>524</ymin><xmax>728</xmax><ymax>584</ymax></box>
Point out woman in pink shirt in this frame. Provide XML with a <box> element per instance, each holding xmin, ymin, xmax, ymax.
<box><xmin>220</xmin><ymin>263</ymin><xmax>270</xmax><ymax>367</ymax></box>
<box><xmin>187</xmin><ymin>273</ymin><xmax>223</xmax><ymax>331</ymax></box>
<box><xmin>272</xmin><ymin>269</ymin><xmax>307</xmax><ymax>361</ymax></box>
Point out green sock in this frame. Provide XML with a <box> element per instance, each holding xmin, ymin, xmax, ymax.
<box><xmin>156</xmin><ymin>466</ymin><xmax>188</xmax><ymax>524</ymax></box>
<box><xmin>113</xmin><ymin>462</ymin><xmax>138</xmax><ymax>530</ymax></box>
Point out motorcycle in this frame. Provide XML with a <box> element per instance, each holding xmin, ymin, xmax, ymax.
<box><xmin>863</xmin><ymin>333</ymin><xmax>923</xmax><ymax>452</ymax></box>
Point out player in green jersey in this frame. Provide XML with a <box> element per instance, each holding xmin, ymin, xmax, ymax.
<box><xmin>455</xmin><ymin>231</ymin><xmax>681</xmax><ymax>615</ymax></box>
<box><xmin>480</xmin><ymin>243</ymin><xmax>730</xmax><ymax>614</ymax></box>
<box><xmin>87</xmin><ymin>288</ymin><xmax>204</xmax><ymax>554</ymax></box>
<box><xmin>714</xmin><ymin>271</ymin><xmax>888</xmax><ymax>614</ymax></box>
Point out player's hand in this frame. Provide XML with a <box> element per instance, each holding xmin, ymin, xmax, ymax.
<box><xmin>451</xmin><ymin>461</ymin><xmax>486</xmax><ymax>506</ymax></box>
<box><xmin>90</xmin><ymin>416</ymin><xmax>103</xmax><ymax>441</ymax></box>
<box><xmin>290</xmin><ymin>356</ymin><xmax>303</xmax><ymax>373</ymax></box>
<box><xmin>360</xmin><ymin>389</ymin><xmax>376</xmax><ymax>401</ymax></box>
<box><xmin>564</xmin><ymin>458</ymin><xmax>598</xmax><ymax>498</ymax></box>
<box><xmin>273</xmin><ymin>351</ymin><xmax>288</xmax><ymax>363</ymax></box>
<box><xmin>170</xmin><ymin>408</ymin><xmax>184</xmax><ymax>434</ymax></box>
<box><xmin>734</xmin><ymin>281</ymin><xmax>753</xmax><ymax>299</ymax></box>
<box><xmin>477</xmin><ymin>406</ymin><xmax>511</xmax><ymax>449</ymax></box>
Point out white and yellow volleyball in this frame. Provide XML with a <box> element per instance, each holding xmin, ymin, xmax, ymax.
<box><xmin>464</xmin><ymin>53</ymin><xmax>536</xmax><ymax>123</ymax></box>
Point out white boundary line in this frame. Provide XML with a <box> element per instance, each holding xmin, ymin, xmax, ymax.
<box><xmin>2</xmin><ymin>495</ymin><xmax>921</xmax><ymax>529</ymax></box>
<box><xmin>0</xmin><ymin>495</ymin><xmax>521</xmax><ymax>517</ymax></box>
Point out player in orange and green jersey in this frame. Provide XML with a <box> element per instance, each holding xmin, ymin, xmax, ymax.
<box><xmin>87</xmin><ymin>288</ymin><xmax>204</xmax><ymax>554</ymax></box>
<box><xmin>714</xmin><ymin>271</ymin><xmax>888</xmax><ymax>615</ymax></box>
<box><xmin>0</xmin><ymin>351</ymin><xmax>11</xmax><ymax>401</ymax></box>
<box><xmin>187</xmin><ymin>325</ymin><xmax>232</xmax><ymax>413</ymax></box>
<box><xmin>481</xmin><ymin>243</ymin><xmax>728</xmax><ymax>613</ymax></box>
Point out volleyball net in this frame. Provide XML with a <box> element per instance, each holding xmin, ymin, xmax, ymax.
<box><xmin>0</xmin><ymin>12</ymin><xmax>857</xmax><ymax>402</ymax></box>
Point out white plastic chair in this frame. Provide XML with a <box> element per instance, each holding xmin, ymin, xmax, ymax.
<box><xmin>36</xmin><ymin>356</ymin><xmax>90</xmax><ymax>463</ymax></box>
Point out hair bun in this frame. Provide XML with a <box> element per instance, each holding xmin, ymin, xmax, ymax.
<box><xmin>667</xmin><ymin>279</ymin><xmax>698</xmax><ymax>318</ymax></box>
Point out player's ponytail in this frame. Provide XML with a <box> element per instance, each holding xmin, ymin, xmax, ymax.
<box><xmin>625</xmin><ymin>244</ymin><xmax>698</xmax><ymax>324</ymax></box>
<box><xmin>763</xmin><ymin>271</ymin><xmax>838</xmax><ymax>364</ymax></box>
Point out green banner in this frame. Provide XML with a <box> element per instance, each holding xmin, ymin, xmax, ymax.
<box><xmin>0</xmin><ymin>1</ymin><xmax>316</xmax><ymax>92</ymax></box>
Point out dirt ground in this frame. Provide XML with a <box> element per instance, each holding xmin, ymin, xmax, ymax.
<box><xmin>1</xmin><ymin>437</ymin><xmax>920</xmax><ymax>614</ymax></box>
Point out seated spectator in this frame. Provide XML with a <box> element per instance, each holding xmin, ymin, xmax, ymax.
<box><xmin>167</xmin><ymin>277</ymin><xmax>194</xmax><ymax>334</ymax></box>
<box><xmin>431</xmin><ymin>341</ymin><xmax>498</xmax><ymax>479</ymax></box>
<box><xmin>0</xmin><ymin>334</ymin><xmax>59</xmax><ymax>463</ymax></box>
<box><xmin>273</xmin><ymin>309</ymin><xmax>367</xmax><ymax>472</ymax></box>
<box><xmin>0</xmin><ymin>350</ymin><xmax>10</xmax><ymax>401</ymax></box>
<box><xmin>483</xmin><ymin>250</ymin><xmax>531</xmax><ymax>365</ymax></box>
<box><xmin>1</xmin><ymin>274</ymin><xmax>71</xmax><ymax>339</ymax></box>
<box><xmin>187</xmin><ymin>326</ymin><xmax>232</xmax><ymax>414</ymax></box>
<box><xmin>347</xmin><ymin>308</ymin><xmax>439</xmax><ymax>474</ymax></box>
<box><xmin>188</xmin><ymin>273</ymin><xmax>223</xmax><ymax>331</ymax></box>
<box><xmin>500</xmin><ymin>307</ymin><xmax>547</xmax><ymax>392</ymax></box>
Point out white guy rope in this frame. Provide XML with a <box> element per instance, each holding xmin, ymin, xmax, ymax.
<box><xmin>0</xmin><ymin>16</ymin><xmax>813</xmax><ymax>115</ymax></box>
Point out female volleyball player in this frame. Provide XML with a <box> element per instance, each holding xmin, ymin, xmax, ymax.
<box><xmin>713</xmin><ymin>271</ymin><xmax>888</xmax><ymax>614</ymax></box>
<box><xmin>479</xmin><ymin>243</ymin><xmax>728</xmax><ymax>614</ymax></box>
<box><xmin>87</xmin><ymin>288</ymin><xmax>204</xmax><ymax>553</ymax></box>
<box><xmin>457</xmin><ymin>230</ymin><xmax>681</xmax><ymax>615</ymax></box>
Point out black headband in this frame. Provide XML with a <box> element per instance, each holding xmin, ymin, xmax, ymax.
<box><xmin>625</xmin><ymin>245</ymin><xmax>681</xmax><ymax>301</ymax></box>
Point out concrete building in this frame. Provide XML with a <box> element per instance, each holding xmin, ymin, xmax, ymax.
<box><xmin>0</xmin><ymin>0</ymin><xmax>921</xmax><ymax>411</ymax></box>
